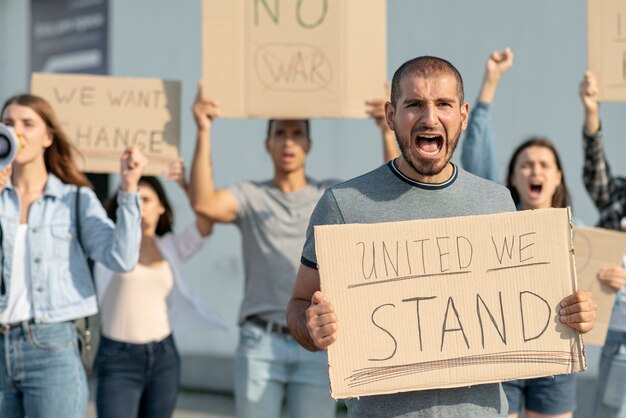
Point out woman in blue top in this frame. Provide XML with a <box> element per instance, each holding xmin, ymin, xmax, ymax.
<box><xmin>461</xmin><ymin>50</ymin><xmax>578</xmax><ymax>418</ymax></box>
<box><xmin>0</xmin><ymin>94</ymin><xmax>146</xmax><ymax>418</ymax></box>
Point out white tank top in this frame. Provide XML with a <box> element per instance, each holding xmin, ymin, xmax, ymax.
<box><xmin>0</xmin><ymin>225</ymin><xmax>33</xmax><ymax>324</ymax></box>
<box><xmin>100</xmin><ymin>262</ymin><xmax>174</xmax><ymax>343</ymax></box>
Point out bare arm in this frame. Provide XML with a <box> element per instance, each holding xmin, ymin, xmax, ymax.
<box><xmin>578</xmin><ymin>71</ymin><xmax>620</xmax><ymax>213</ymax></box>
<box><xmin>477</xmin><ymin>48</ymin><xmax>514</xmax><ymax>104</ymax></box>
<box><xmin>189</xmin><ymin>82</ymin><xmax>239</xmax><ymax>224</ymax></box>
<box><xmin>579</xmin><ymin>71</ymin><xmax>600</xmax><ymax>136</ymax></box>
<box><xmin>164</xmin><ymin>158</ymin><xmax>213</xmax><ymax>236</ymax></box>
<box><xmin>366</xmin><ymin>83</ymin><xmax>400</xmax><ymax>162</ymax></box>
<box><xmin>287</xmin><ymin>264</ymin><xmax>338</xmax><ymax>352</ymax></box>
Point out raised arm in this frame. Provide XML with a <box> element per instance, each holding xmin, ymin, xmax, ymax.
<box><xmin>366</xmin><ymin>83</ymin><xmax>400</xmax><ymax>162</ymax></box>
<box><xmin>461</xmin><ymin>48</ymin><xmax>514</xmax><ymax>182</ymax></box>
<box><xmin>579</xmin><ymin>71</ymin><xmax>616</xmax><ymax>212</ymax></box>
<box><xmin>82</xmin><ymin>146</ymin><xmax>146</xmax><ymax>272</ymax></box>
<box><xmin>287</xmin><ymin>264</ymin><xmax>338</xmax><ymax>352</ymax></box>
<box><xmin>164</xmin><ymin>158</ymin><xmax>213</xmax><ymax>236</ymax></box>
<box><xmin>189</xmin><ymin>82</ymin><xmax>239</xmax><ymax>224</ymax></box>
<box><xmin>580</xmin><ymin>71</ymin><xmax>600</xmax><ymax>136</ymax></box>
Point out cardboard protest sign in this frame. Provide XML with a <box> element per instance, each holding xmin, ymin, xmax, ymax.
<box><xmin>202</xmin><ymin>0</ymin><xmax>386</xmax><ymax>118</ymax></box>
<box><xmin>31</xmin><ymin>73</ymin><xmax>180</xmax><ymax>175</ymax></box>
<box><xmin>573</xmin><ymin>227</ymin><xmax>626</xmax><ymax>346</ymax></box>
<box><xmin>314</xmin><ymin>208</ymin><xmax>585</xmax><ymax>399</ymax></box>
<box><xmin>588</xmin><ymin>0</ymin><xmax>626</xmax><ymax>101</ymax></box>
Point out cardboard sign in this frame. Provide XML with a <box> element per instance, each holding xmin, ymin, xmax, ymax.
<box><xmin>31</xmin><ymin>73</ymin><xmax>180</xmax><ymax>175</ymax></box>
<box><xmin>202</xmin><ymin>0</ymin><xmax>387</xmax><ymax>118</ymax></box>
<box><xmin>588</xmin><ymin>0</ymin><xmax>626</xmax><ymax>101</ymax></box>
<box><xmin>573</xmin><ymin>227</ymin><xmax>626</xmax><ymax>346</ymax></box>
<box><xmin>314</xmin><ymin>208</ymin><xmax>585</xmax><ymax>399</ymax></box>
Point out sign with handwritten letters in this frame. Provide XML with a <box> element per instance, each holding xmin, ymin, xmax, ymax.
<box><xmin>573</xmin><ymin>227</ymin><xmax>626</xmax><ymax>346</ymax></box>
<box><xmin>589</xmin><ymin>0</ymin><xmax>626</xmax><ymax>101</ymax></box>
<box><xmin>202</xmin><ymin>0</ymin><xmax>387</xmax><ymax>118</ymax></box>
<box><xmin>314</xmin><ymin>208</ymin><xmax>585</xmax><ymax>399</ymax></box>
<box><xmin>31</xmin><ymin>73</ymin><xmax>180</xmax><ymax>175</ymax></box>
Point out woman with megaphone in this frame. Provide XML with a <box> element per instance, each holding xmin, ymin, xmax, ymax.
<box><xmin>0</xmin><ymin>94</ymin><xmax>146</xmax><ymax>418</ymax></box>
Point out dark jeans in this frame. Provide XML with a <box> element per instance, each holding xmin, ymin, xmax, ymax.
<box><xmin>95</xmin><ymin>334</ymin><xmax>180</xmax><ymax>418</ymax></box>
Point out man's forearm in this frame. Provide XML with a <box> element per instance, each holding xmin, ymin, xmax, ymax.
<box><xmin>190</xmin><ymin>127</ymin><xmax>217</xmax><ymax>209</ymax></box>
<box><xmin>478</xmin><ymin>76</ymin><xmax>499</xmax><ymax>105</ymax></box>
<box><xmin>287</xmin><ymin>299</ymin><xmax>320</xmax><ymax>352</ymax></box>
<box><xmin>382</xmin><ymin>129</ymin><xmax>399</xmax><ymax>162</ymax></box>
<box><xmin>584</xmin><ymin>108</ymin><xmax>600</xmax><ymax>136</ymax></box>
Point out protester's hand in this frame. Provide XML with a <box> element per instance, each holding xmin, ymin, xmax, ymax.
<box><xmin>559</xmin><ymin>290</ymin><xmax>597</xmax><ymax>333</ymax></box>
<box><xmin>579</xmin><ymin>71</ymin><xmax>601</xmax><ymax>134</ymax></box>
<box><xmin>597</xmin><ymin>265</ymin><xmax>626</xmax><ymax>292</ymax></box>
<box><xmin>163</xmin><ymin>158</ymin><xmax>189</xmax><ymax>194</ymax></box>
<box><xmin>306</xmin><ymin>291</ymin><xmax>338</xmax><ymax>350</ymax></box>
<box><xmin>120</xmin><ymin>146</ymin><xmax>148</xmax><ymax>193</ymax></box>
<box><xmin>478</xmin><ymin>48</ymin><xmax>513</xmax><ymax>104</ymax></box>
<box><xmin>0</xmin><ymin>165</ymin><xmax>11</xmax><ymax>192</ymax></box>
<box><xmin>192</xmin><ymin>81</ymin><xmax>220</xmax><ymax>132</ymax></box>
<box><xmin>366</xmin><ymin>82</ymin><xmax>391</xmax><ymax>133</ymax></box>
<box><xmin>579</xmin><ymin>71</ymin><xmax>600</xmax><ymax>114</ymax></box>
<box><xmin>485</xmin><ymin>48</ymin><xmax>514</xmax><ymax>83</ymax></box>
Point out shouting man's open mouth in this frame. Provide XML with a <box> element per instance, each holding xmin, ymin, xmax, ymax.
<box><xmin>414</xmin><ymin>133</ymin><xmax>444</xmax><ymax>158</ymax></box>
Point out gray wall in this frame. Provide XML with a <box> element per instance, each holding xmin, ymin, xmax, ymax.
<box><xmin>0</xmin><ymin>0</ymin><xmax>623</xmax><ymax>392</ymax></box>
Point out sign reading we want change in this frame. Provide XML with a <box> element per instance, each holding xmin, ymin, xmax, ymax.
<box><xmin>314</xmin><ymin>209</ymin><xmax>585</xmax><ymax>399</ymax></box>
<box><xmin>31</xmin><ymin>73</ymin><xmax>180</xmax><ymax>175</ymax></box>
<box><xmin>202</xmin><ymin>0</ymin><xmax>386</xmax><ymax>118</ymax></box>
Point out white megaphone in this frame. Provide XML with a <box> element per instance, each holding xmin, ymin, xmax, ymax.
<box><xmin>0</xmin><ymin>123</ymin><xmax>22</xmax><ymax>169</ymax></box>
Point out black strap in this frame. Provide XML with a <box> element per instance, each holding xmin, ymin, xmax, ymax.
<box><xmin>75</xmin><ymin>187</ymin><xmax>94</xmax><ymax>273</ymax></box>
<box><xmin>75</xmin><ymin>187</ymin><xmax>81</xmax><ymax>248</ymax></box>
<box><xmin>0</xmin><ymin>221</ymin><xmax>4</xmax><ymax>296</ymax></box>
<box><xmin>75</xmin><ymin>187</ymin><xmax>94</xmax><ymax>350</ymax></box>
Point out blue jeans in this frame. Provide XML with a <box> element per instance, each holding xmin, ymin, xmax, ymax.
<box><xmin>235</xmin><ymin>321</ymin><xmax>336</xmax><ymax>418</ymax></box>
<box><xmin>594</xmin><ymin>330</ymin><xmax>626</xmax><ymax>418</ymax></box>
<box><xmin>0</xmin><ymin>321</ymin><xmax>88</xmax><ymax>418</ymax></box>
<box><xmin>96</xmin><ymin>334</ymin><xmax>181</xmax><ymax>418</ymax></box>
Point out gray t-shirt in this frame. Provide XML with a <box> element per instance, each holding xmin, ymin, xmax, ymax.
<box><xmin>301</xmin><ymin>161</ymin><xmax>516</xmax><ymax>418</ymax></box>
<box><xmin>229</xmin><ymin>178</ymin><xmax>337</xmax><ymax>326</ymax></box>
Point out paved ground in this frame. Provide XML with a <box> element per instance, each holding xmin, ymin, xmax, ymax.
<box><xmin>86</xmin><ymin>346</ymin><xmax>601</xmax><ymax>418</ymax></box>
<box><xmin>86</xmin><ymin>391</ymin><xmax>251</xmax><ymax>418</ymax></box>
<box><xmin>86</xmin><ymin>386</ymin><xmax>348</xmax><ymax>418</ymax></box>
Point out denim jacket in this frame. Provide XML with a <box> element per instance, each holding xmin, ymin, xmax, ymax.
<box><xmin>0</xmin><ymin>174</ymin><xmax>141</xmax><ymax>323</ymax></box>
<box><xmin>461</xmin><ymin>101</ymin><xmax>500</xmax><ymax>182</ymax></box>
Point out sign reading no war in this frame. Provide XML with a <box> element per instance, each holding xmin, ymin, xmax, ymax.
<box><xmin>202</xmin><ymin>0</ymin><xmax>387</xmax><ymax>118</ymax></box>
<box><xmin>589</xmin><ymin>0</ymin><xmax>626</xmax><ymax>101</ymax></box>
<box><xmin>314</xmin><ymin>208</ymin><xmax>585</xmax><ymax>399</ymax></box>
<box><xmin>31</xmin><ymin>73</ymin><xmax>180</xmax><ymax>175</ymax></box>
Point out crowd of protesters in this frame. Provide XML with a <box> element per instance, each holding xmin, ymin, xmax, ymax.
<box><xmin>1</xmin><ymin>28</ymin><xmax>625</xmax><ymax>418</ymax></box>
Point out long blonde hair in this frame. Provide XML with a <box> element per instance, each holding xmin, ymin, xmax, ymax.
<box><xmin>1</xmin><ymin>94</ymin><xmax>92</xmax><ymax>188</ymax></box>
